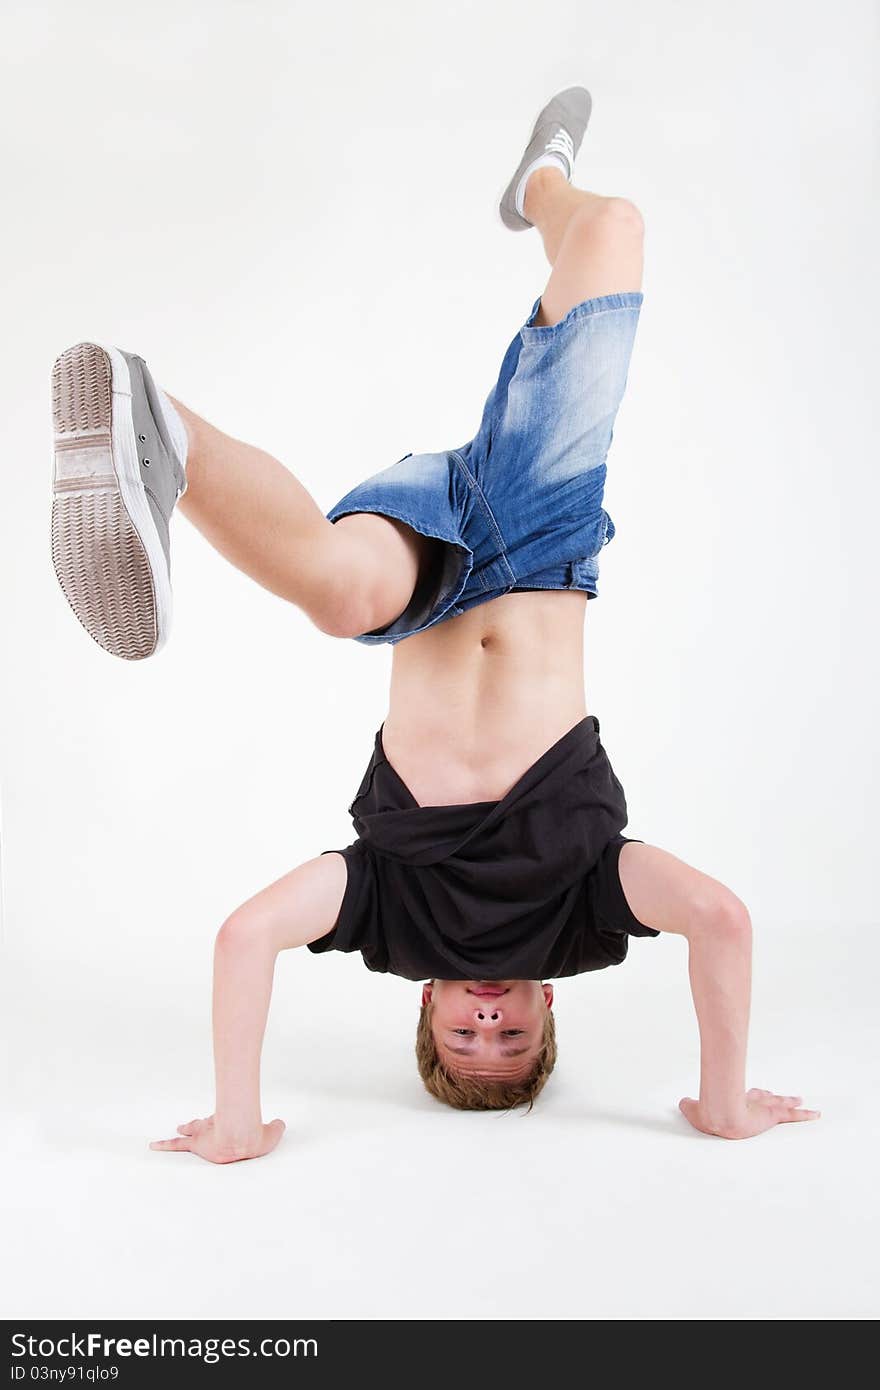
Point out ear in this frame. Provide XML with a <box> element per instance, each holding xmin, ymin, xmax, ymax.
<box><xmin>421</xmin><ymin>983</ymin><xmax>433</xmax><ymax>1007</ymax></box>
<box><xmin>542</xmin><ymin>983</ymin><xmax>554</xmax><ymax>1009</ymax></box>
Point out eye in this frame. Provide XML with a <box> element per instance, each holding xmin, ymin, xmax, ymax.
<box><xmin>452</xmin><ymin>1028</ymin><xmax>475</xmax><ymax>1036</ymax></box>
<box><xmin>502</xmin><ymin>1030</ymin><xmax>525</xmax><ymax>1037</ymax></box>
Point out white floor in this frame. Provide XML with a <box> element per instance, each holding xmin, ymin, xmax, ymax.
<box><xmin>3</xmin><ymin>924</ymin><xmax>876</xmax><ymax>1322</ymax></box>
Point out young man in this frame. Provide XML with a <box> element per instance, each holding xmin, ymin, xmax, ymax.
<box><xmin>50</xmin><ymin>89</ymin><xmax>818</xmax><ymax>1162</ymax></box>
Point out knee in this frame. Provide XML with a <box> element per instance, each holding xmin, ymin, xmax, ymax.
<box><xmin>311</xmin><ymin>585</ymin><xmax>388</xmax><ymax>640</ymax></box>
<box><xmin>310</xmin><ymin>547</ymin><xmax>409</xmax><ymax>638</ymax></box>
<box><xmin>688</xmin><ymin>886</ymin><xmax>752</xmax><ymax>942</ymax></box>
<box><xmin>599</xmin><ymin>196</ymin><xmax>644</xmax><ymax>239</ymax></box>
<box><xmin>570</xmin><ymin>196</ymin><xmax>644</xmax><ymax>246</ymax></box>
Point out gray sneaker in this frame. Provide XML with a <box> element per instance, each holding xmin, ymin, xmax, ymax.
<box><xmin>50</xmin><ymin>342</ymin><xmax>187</xmax><ymax>660</ymax></box>
<box><xmin>499</xmin><ymin>86</ymin><xmax>592</xmax><ymax>231</ymax></box>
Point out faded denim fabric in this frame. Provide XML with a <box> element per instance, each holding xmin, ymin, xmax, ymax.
<box><xmin>326</xmin><ymin>291</ymin><xmax>642</xmax><ymax>644</ymax></box>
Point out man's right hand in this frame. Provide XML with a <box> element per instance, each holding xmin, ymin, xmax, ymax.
<box><xmin>150</xmin><ymin>1114</ymin><xmax>286</xmax><ymax>1164</ymax></box>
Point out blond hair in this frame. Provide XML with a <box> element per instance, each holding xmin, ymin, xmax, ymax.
<box><xmin>415</xmin><ymin>998</ymin><xmax>557</xmax><ymax>1111</ymax></box>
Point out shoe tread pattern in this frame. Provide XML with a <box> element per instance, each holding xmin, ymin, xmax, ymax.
<box><xmin>51</xmin><ymin>343</ymin><xmax>158</xmax><ymax>660</ymax></box>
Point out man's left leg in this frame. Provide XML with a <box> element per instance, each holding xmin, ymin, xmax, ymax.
<box><xmin>523</xmin><ymin>167</ymin><xmax>644</xmax><ymax>325</ymax></box>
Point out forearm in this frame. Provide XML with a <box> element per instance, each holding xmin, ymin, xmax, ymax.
<box><xmin>687</xmin><ymin>919</ymin><xmax>752</xmax><ymax>1125</ymax></box>
<box><xmin>212</xmin><ymin>922</ymin><xmax>278</xmax><ymax>1138</ymax></box>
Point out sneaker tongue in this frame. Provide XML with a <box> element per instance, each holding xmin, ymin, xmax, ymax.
<box><xmin>138</xmin><ymin>358</ymin><xmax>183</xmax><ymax>469</ymax></box>
<box><xmin>121</xmin><ymin>351</ymin><xmax>182</xmax><ymax>547</ymax></box>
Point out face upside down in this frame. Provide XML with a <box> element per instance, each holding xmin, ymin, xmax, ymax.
<box><xmin>416</xmin><ymin>980</ymin><xmax>557</xmax><ymax>1111</ymax></box>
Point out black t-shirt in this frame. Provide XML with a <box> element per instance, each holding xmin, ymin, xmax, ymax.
<box><xmin>309</xmin><ymin>715</ymin><xmax>659</xmax><ymax>981</ymax></box>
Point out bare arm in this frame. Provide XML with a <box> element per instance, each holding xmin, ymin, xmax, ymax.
<box><xmin>618</xmin><ymin>842</ymin><xmax>820</xmax><ymax>1139</ymax></box>
<box><xmin>683</xmin><ymin>901</ymin><xmax>758</xmax><ymax>1132</ymax></box>
<box><xmin>150</xmin><ymin>852</ymin><xmax>348</xmax><ymax>1164</ymax></box>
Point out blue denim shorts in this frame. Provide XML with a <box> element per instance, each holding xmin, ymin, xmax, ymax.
<box><xmin>326</xmin><ymin>290</ymin><xmax>643</xmax><ymax>644</ymax></box>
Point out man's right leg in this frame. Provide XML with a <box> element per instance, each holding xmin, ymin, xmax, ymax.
<box><xmin>172</xmin><ymin>399</ymin><xmax>433</xmax><ymax>639</ymax></box>
<box><xmin>50</xmin><ymin>337</ymin><xmax>433</xmax><ymax>659</ymax></box>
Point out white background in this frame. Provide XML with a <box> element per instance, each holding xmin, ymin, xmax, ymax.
<box><xmin>1</xmin><ymin>0</ymin><xmax>878</xmax><ymax>1321</ymax></box>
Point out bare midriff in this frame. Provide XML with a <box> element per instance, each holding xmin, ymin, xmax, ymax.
<box><xmin>383</xmin><ymin>589</ymin><xmax>590</xmax><ymax>808</ymax></box>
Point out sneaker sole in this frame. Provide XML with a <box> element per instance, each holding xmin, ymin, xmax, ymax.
<box><xmin>51</xmin><ymin>342</ymin><xmax>172</xmax><ymax>660</ymax></box>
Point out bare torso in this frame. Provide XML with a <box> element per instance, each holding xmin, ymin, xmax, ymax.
<box><xmin>382</xmin><ymin>589</ymin><xmax>589</xmax><ymax>807</ymax></box>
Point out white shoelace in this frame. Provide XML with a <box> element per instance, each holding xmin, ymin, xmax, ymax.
<box><xmin>544</xmin><ymin>126</ymin><xmax>575</xmax><ymax>174</ymax></box>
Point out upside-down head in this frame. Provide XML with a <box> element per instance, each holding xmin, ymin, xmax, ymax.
<box><xmin>416</xmin><ymin>980</ymin><xmax>556</xmax><ymax>1111</ymax></box>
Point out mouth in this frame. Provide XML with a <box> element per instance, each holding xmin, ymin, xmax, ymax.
<box><xmin>467</xmin><ymin>985</ymin><xmax>510</xmax><ymax>999</ymax></box>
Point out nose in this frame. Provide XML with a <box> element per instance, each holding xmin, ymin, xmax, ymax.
<box><xmin>473</xmin><ymin>1005</ymin><xmax>503</xmax><ymax>1027</ymax></box>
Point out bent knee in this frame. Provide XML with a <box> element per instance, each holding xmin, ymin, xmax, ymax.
<box><xmin>311</xmin><ymin>588</ymin><xmax>393</xmax><ymax>640</ymax></box>
<box><xmin>570</xmin><ymin>197</ymin><xmax>644</xmax><ymax>246</ymax></box>
<box><xmin>311</xmin><ymin>568</ymin><xmax>410</xmax><ymax>640</ymax></box>
<box><xmin>688</xmin><ymin>887</ymin><xmax>752</xmax><ymax>940</ymax></box>
<box><xmin>598</xmin><ymin>196</ymin><xmax>644</xmax><ymax>238</ymax></box>
<box><xmin>311</xmin><ymin>602</ymin><xmax>370</xmax><ymax>640</ymax></box>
